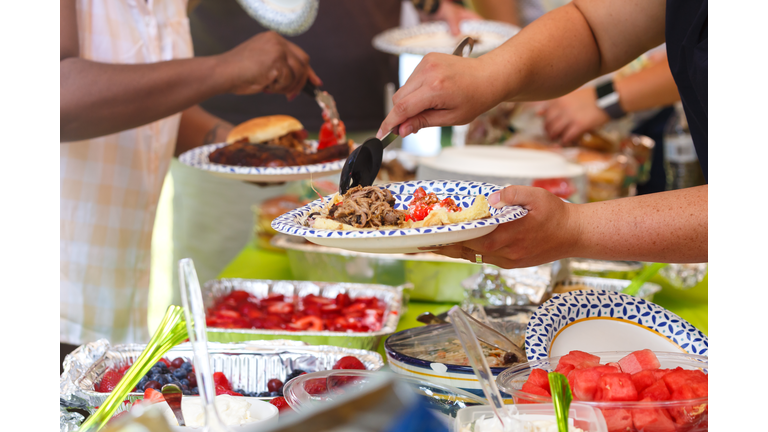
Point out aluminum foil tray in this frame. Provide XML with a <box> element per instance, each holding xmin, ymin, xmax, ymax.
<box><xmin>202</xmin><ymin>278</ymin><xmax>404</xmax><ymax>350</ymax></box>
<box><xmin>271</xmin><ymin>234</ymin><xmax>477</xmax><ymax>303</ymax></box>
<box><xmin>551</xmin><ymin>275</ymin><xmax>661</xmax><ymax>302</ymax></box>
<box><xmin>566</xmin><ymin>258</ymin><xmax>644</xmax><ymax>280</ymax></box>
<box><xmin>61</xmin><ymin>339</ymin><xmax>384</xmax><ymax>414</ymax></box>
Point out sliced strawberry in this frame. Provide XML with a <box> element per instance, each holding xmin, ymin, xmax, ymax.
<box><xmin>99</xmin><ymin>369</ymin><xmax>123</xmax><ymax>393</ymax></box>
<box><xmin>117</xmin><ymin>364</ymin><xmax>132</xmax><ymax>375</ymax></box>
<box><xmin>335</xmin><ymin>293</ymin><xmax>351</xmax><ymax>308</ymax></box>
<box><xmin>217</xmin><ymin>309</ymin><xmax>242</xmax><ymax>319</ymax></box>
<box><xmin>270</xmin><ymin>396</ymin><xmax>293</xmax><ymax>413</ymax></box>
<box><xmin>225</xmin><ymin>290</ymin><xmax>251</xmax><ymax>303</ymax></box>
<box><xmin>213</xmin><ymin>372</ymin><xmax>231</xmax><ymax>390</ymax></box>
<box><xmin>143</xmin><ymin>388</ymin><xmax>165</xmax><ymax>404</ymax></box>
<box><xmin>332</xmin><ymin>356</ymin><xmax>366</xmax><ymax>370</ymax></box>
<box><xmin>290</xmin><ymin>315</ymin><xmax>324</xmax><ymax>331</ymax></box>
<box><xmin>267</xmin><ymin>302</ymin><xmax>294</xmax><ymax>314</ymax></box>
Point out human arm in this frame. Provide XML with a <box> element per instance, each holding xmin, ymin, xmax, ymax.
<box><xmin>542</xmin><ymin>57</ymin><xmax>680</xmax><ymax>143</ymax></box>
<box><xmin>471</xmin><ymin>0</ymin><xmax>522</xmax><ymax>27</ymax></box>
<box><xmin>377</xmin><ymin>0</ymin><xmax>666</xmax><ymax>138</ymax></box>
<box><xmin>432</xmin><ymin>185</ymin><xmax>708</xmax><ymax>268</ymax></box>
<box><xmin>60</xmin><ymin>0</ymin><xmax>320</xmax><ymax>142</ymax></box>
<box><xmin>175</xmin><ymin>106</ymin><xmax>233</xmax><ymax>157</ymax></box>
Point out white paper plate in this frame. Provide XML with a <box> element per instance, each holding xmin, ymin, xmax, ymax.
<box><xmin>525</xmin><ymin>290</ymin><xmax>708</xmax><ymax>361</ymax></box>
<box><xmin>372</xmin><ymin>20</ymin><xmax>520</xmax><ymax>56</ymax></box>
<box><xmin>271</xmin><ymin>180</ymin><xmax>528</xmax><ymax>254</ymax></box>
<box><xmin>177</xmin><ymin>142</ymin><xmax>345</xmax><ymax>182</ymax></box>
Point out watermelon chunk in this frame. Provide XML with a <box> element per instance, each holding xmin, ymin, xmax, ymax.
<box><xmin>640</xmin><ymin>380</ymin><xmax>671</xmax><ymax>401</ymax></box>
<box><xmin>601</xmin><ymin>408</ymin><xmax>633</xmax><ymax>432</ymax></box>
<box><xmin>568</xmin><ymin>365</ymin><xmax>621</xmax><ymax>401</ymax></box>
<box><xmin>594</xmin><ymin>373</ymin><xmax>638</xmax><ymax>402</ymax></box>
<box><xmin>617</xmin><ymin>349</ymin><xmax>661</xmax><ymax>375</ymax></box>
<box><xmin>519</xmin><ymin>382</ymin><xmax>550</xmax><ymax>404</ymax></box>
<box><xmin>662</xmin><ymin>368</ymin><xmax>708</xmax><ymax>398</ymax></box>
<box><xmin>631</xmin><ymin>398</ymin><xmax>677</xmax><ymax>432</ymax></box>
<box><xmin>558</xmin><ymin>350</ymin><xmax>601</xmax><ymax>370</ymax></box>
<box><xmin>631</xmin><ymin>370</ymin><xmax>659</xmax><ymax>394</ymax></box>
<box><xmin>554</xmin><ymin>362</ymin><xmax>576</xmax><ymax>376</ymax></box>
<box><xmin>527</xmin><ymin>368</ymin><xmax>551</xmax><ymax>393</ymax></box>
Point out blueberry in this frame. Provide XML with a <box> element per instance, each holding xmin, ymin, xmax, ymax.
<box><xmin>234</xmin><ymin>389</ymin><xmax>245</xmax><ymax>395</ymax></box>
<box><xmin>269</xmin><ymin>391</ymin><xmax>280</xmax><ymax>397</ymax></box>
<box><xmin>191</xmin><ymin>388</ymin><xmax>199</xmax><ymax>395</ymax></box>
<box><xmin>257</xmin><ymin>391</ymin><xmax>271</xmax><ymax>397</ymax></box>
<box><xmin>172</xmin><ymin>368</ymin><xmax>187</xmax><ymax>379</ymax></box>
<box><xmin>179</xmin><ymin>379</ymin><xmax>189</xmax><ymax>387</ymax></box>
<box><xmin>149</xmin><ymin>366</ymin><xmax>162</xmax><ymax>376</ymax></box>
<box><xmin>158</xmin><ymin>374</ymin><xmax>174</xmax><ymax>385</ymax></box>
<box><xmin>180</xmin><ymin>384</ymin><xmax>189</xmax><ymax>391</ymax></box>
<box><xmin>181</xmin><ymin>362</ymin><xmax>193</xmax><ymax>371</ymax></box>
<box><xmin>155</xmin><ymin>361</ymin><xmax>168</xmax><ymax>370</ymax></box>
<box><xmin>182</xmin><ymin>389</ymin><xmax>192</xmax><ymax>396</ymax></box>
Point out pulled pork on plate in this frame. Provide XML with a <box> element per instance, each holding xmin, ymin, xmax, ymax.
<box><xmin>303</xmin><ymin>185</ymin><xmax>491</xmax><ymax>231</ymax></box>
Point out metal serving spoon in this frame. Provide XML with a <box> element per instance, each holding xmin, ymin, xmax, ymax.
<box><xmin>162</xmin><ymin>383</ymin><xmax>186</xmax><ymax>427</ymax></box>
<box><xmin>338</xmin><ymin>36</ymin><xmax>475</xmax><ymax>195</ymax></box>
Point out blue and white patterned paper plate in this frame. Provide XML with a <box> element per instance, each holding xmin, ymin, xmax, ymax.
<box><xmin>271</xmin><ymin>180</ymin><xmax>528</xmax><ymax>254</ymax></box>
<box><xmin>525</xmin><ymin>290</ymin><xmax>708</xmax><ymax>361</ymax></box>
<box><xmin>177</xmin><ymin>142</ymin><xmax>345</xmax><ymax>182</ymax></box>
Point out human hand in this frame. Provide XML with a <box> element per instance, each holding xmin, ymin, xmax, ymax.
<box><xmin>217</xmin><ymin>31</ymin><xmax>321</xmax><ymax>99</ymax></box>
<box><xmin>422</xmin><ymin>1</ymin><xmax>482</xmax><ymax>36</ymax></box>
<box><xmin>538</xmin><ymin>86</ymin><xmax>610</xmax><ymax>144</ymax></box>
<box><xmin>429</xmin><ymin>186</ymin><xmax>580</xmax><ymax>269</ymax></box>
<box><xmin>377</xmin><ymin>54</ymin><xmax>502</xmax><ymax>139</ymax></box>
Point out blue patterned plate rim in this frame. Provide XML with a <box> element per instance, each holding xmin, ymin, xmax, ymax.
<box><xmin>271</xmin><ymin>180</ymin><xmax>528</xmax><ymax>239</ymax></box>
<box><xmin>524</xmin><ymin>290</ymin><xmax>708</xmax><ymax>361</ymax></box>
<box><xmin>177</xmin><ymin>142</ymin><xmax>346</xmax><ymax>175</ymax></box>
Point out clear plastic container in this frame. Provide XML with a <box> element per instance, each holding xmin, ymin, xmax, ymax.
<box><xmin>495</xmin><ymin>351</ymin><xmax>708</xmax><ymax>432</ymax></box>
<box><xmin>283</xmin><ymin>370</ymin><xmax>486</xmax><ymax>418</ymax></box>
<box><xmin>455</xmin><ymin>404</ymin><xmax>608</xmax><ymax>432</ymax></box>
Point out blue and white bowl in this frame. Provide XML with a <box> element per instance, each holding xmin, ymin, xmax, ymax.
<box><xmin>177</xmin><ymin>141</ymin><xmax>345</xmax><ymax>182</ymax></box>
<box><xmin>271</xmin><ymin>180</ymin><xmax>528</xmax><ymax>254</ymax></box>
<box><xmin>385</xmin><ymin>323</ymin><xmax>526</xmax><ymax>400</ymax></box>
<box><xmin>525</xmin><ymin>290</ymin><xmax>708</xmax><ymax>361</ymax></box>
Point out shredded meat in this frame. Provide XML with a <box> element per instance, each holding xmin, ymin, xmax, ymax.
<box><xmin>330</xmin><ymin>186</ymin><xmax>405</xmax><ymax>229</ymax></box>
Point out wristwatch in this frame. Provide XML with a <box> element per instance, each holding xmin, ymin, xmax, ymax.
<box><xmin>412</xmin><ymin>0</ymin><xmax>441</xmax><ymax>14</ymax></box>
<box><xmin>595</xmin><ymin>80</ymin><xmax>626</xmax><ymax>120</ymax></box>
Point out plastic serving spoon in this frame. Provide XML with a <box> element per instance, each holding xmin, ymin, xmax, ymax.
<box><xmin>163</xmin><ymin>383</ymin><xmax>186</xmax><ymax>427</ymax></box>
<box><xmin>179</xmin><ymin>258</ymin><xmax>233</xmax><ymax>432</ymax></box>
<box><xmin>338</xmin><ymin>36</ymin><xmax>475</xmax><ymax>194</ymax></box>
<box><xmin>78</xmin><ymin>305</ymin><xmax>188</xmax><ymax>432</ymax></box>
<box><xmin>448</xmin><ymin>306</ymin><xmax>518</xmax><ymax>432</ymax></box>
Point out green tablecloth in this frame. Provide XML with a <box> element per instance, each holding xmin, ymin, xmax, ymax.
<box><xmin>219</xmin><ymin>243</ymin><xmax>708</xmax><ymax>357</ymax></box>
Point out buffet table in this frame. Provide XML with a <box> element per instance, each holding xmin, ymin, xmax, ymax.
<box><xmin>217</xmin><ymin>242</ymin><xmax>708</xmax><ymax>359</ymax></box>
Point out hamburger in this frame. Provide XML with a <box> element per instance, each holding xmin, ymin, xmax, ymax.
<box><xmin>209</xmin><ymin>115</ymin><xmax>351</xmax><ymax>168</ymax></box>
<box><xmin>226</xmin><ymin>115</ymin><xmax>308</xmax><ymax>152</ymax></box>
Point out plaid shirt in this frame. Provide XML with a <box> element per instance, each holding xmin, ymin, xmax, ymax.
<box><xmin>60</xmin><ymin>0</ymin><xmax>192</xmax><ymax>345</ymax></box>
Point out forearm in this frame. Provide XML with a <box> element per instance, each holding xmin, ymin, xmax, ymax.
<box><xmin>481</xmin><ymin>0</ymin><xmax>665</xmax><ymax>103</ymax></box>
<box><xmin>615</xmin><ymin>58</ymin><xmax>680</xmax><ymax>113</ymax></box>
<box><xmin>568</xmin><ymin>186</ymin><xmax>708</xmax><ymax>263</ymax></box>
<box><xmin>471</xmin><ymin>0</ymin><xmax>521</xmax><ymax>27</ymax></box>
<box><xmin>60</xmin><ymin>56</ymin><xmax>231</xmax><ymax>142</ymax></box>
<box><xmin>175</xmin><ymin>106</ymin><xmax>233</xmax><ymax>157</ymax></box>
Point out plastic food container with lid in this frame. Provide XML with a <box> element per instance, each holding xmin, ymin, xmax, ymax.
<box><xmin>454</xmin><ymin>404</ymin><xmax>608</xmax><ymax>432</ymax></box>
<box><xmin>417</xmin><ymin>146</ymin><xmax>587</xmax><ymax>203</ymax></box>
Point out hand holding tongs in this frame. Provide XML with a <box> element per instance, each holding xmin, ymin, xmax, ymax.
<box><xmin>337</xmin><ymin>36</ymin><xmax>475</xmax><ymax>195</ymax></box>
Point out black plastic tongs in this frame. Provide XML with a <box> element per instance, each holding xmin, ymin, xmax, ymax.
<box><xmin>337</xmin><ymin>36</ymin><xmax>475</xmax><ymax>195</ymax></box>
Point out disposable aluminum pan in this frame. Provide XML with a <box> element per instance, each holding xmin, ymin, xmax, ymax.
<box><xmin>202</xmin><ymin>278</ymin><xmax>405</xmax><ymax>351</ymax></box>
<box><xmin>61</xmin><ymin>339</ymin><xmax>384</xmax><ymax>414</ymax></box>
<box><xmin>271</xmin><ymin>234</ymin><xmax>478</xmax><ymax>303</ymax></box>
<box><xmin>551</xmin><ymin>275</ymin><xmax>662</xmax><ymax>302</ymax></box>
<box><xmin>567</xmin><ymin>258</ymin><xmax>644</xmax><ymax>280</ymax></box>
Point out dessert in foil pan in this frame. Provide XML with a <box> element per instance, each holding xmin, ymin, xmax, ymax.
<box><xmin>202</xmin><ymin>279</ymin><xmax>405</xmax><ymax>350</ymax></box>
<box><xmin>60</xmin><ymin>339</ymin><xmax>384</xmax><ymax>414</ymax></box>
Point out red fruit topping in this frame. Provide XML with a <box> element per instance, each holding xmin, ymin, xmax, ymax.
<box><xmin>269</xmin><ymin>396</ymin><xmax>293</xmax><ymax>412</ymax></box>
<box><xmin>170</xmin><ymin>358</ymin><xmax>185</xmax><ymax>369</ymax></box>
<box><xmin>213</xmin><ymin>372</ymin><xmax>231</xmax><ymax>390</ymax></box>
<box><xmin>304</xmin><ymin>378</ymin><xmax>328</xmax><ymax>395</ymax></box>
<box><xmin>186</xmin><ymin>372</ymin><xmax>197</xmax><ymax>388</ymax></box>
<box><xmin>332</xmin><ymin>356</ymin><xmax>366</xmax><ymax>370</ymax></box>
<box><xmin>118</xmin><ymin>364</ymin><xmax>132</xmax><ymax>375</ymax></box>
<box><xmin>99</xmin><ymin>369</ymin><xmax>123</xmax><ymax>393</ymax></box>
<box><xmin>268</xmin><ymin>379</ymin><xmax>284</xmax><ymax>393</ymax></box>
<box><xmin>143</xmin><ymin>388</ymin><xmax>165</xmax><ymax>404</ymax></box>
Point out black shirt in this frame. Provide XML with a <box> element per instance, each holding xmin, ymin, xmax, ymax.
<box><xmin>666</xmin><ymin>0</ymin><xmax>708</xmax><ymax>181</ymax></box>
<box><xmin>189</xmin><ymin>0</ymin><xmax>401</xmax><ymax>132</ymax></box>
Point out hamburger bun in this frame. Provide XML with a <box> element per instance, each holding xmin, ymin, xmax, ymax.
<box><xmin>227</xmin><ymin>115</ymin><xmax>304</xmax><ymax>144</ymax></box>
